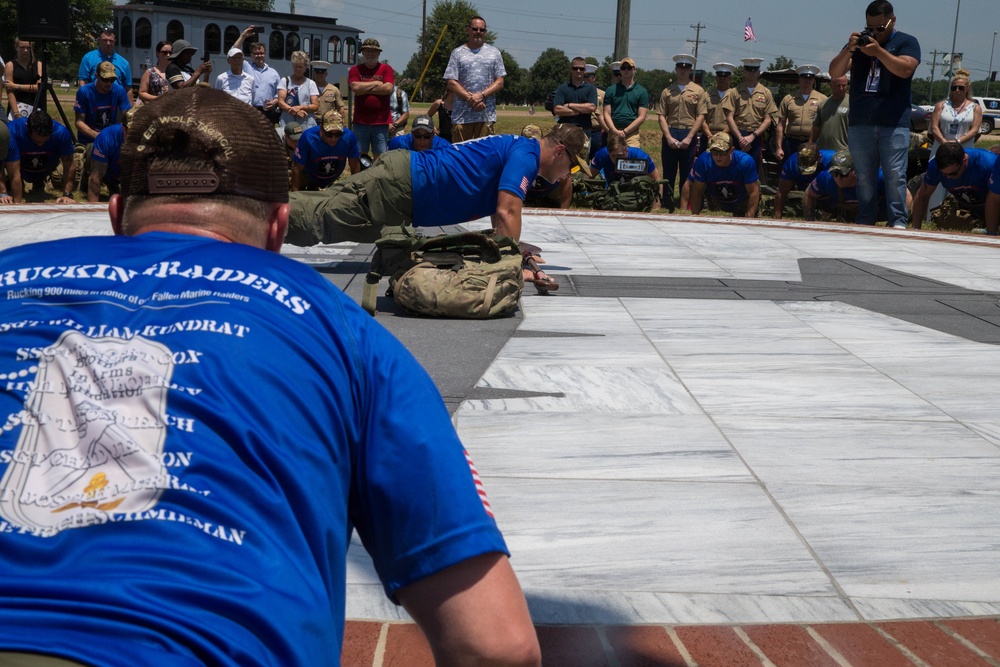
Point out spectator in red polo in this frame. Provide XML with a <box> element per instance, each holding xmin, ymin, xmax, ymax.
<box><xmin>348</xmin><ymin>38</ymin><xmax>394</xmax><ymax>159</ymax></box>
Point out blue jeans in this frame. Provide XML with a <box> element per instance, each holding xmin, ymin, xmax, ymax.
<box><xmin>352</xmin><ymin>123</ymin><xmax>389</xmax><ymax>156</ymax></box>
<box><xmin>848</xmin><ymin>125</ymin><xmax>909</xmax><ymax>227</ymax></box>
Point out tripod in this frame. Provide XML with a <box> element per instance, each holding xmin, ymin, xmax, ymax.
<box><xmin>31</xmin><ymin>41</ymin><xmax>75</xmax><ymax>142</ymax></box>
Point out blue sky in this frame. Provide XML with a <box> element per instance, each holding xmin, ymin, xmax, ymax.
<box><xmin>282</xmin><ymin>0</ymin><xmax>999</xmax><ymax>85</ymax></box>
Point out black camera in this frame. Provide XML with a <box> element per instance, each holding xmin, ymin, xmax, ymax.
<box><xmin>856</xmin><ymin>27</ymin><xmax>875</xmax><ymax>47</ymax></box>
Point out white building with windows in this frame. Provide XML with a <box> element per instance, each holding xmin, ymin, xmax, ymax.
<box><xmin>113</xmin><ymin>0</ymin><xmax>361</xmax><ymax>85</ymax></box>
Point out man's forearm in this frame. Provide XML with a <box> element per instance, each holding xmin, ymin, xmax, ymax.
<box><xmin>911</xmin><ymin>190</ymin><xmax>930</xmax><ymax>229</ymax></box>
<box><xmin>746</xmin><ymin>187</ymin><xmax>760</xmax><ymax>217</ymax></box>
<box><xmin>829</xmin><ymin>47</ymin><xmax>852</xmax><ymax>79</ymax></box>
<box><xmin>688</xmin><ymin>183</ymin><xmax>705</xmax><ymax>214</ymax></box>
<box><xmin>62</xmin><ymin>160</ymin><xmax>77</xmax><ymax>194</ymax></box>
<box><xmin>87</xmin><ymin>166</ymin><xmax>106</xmax><ymax>202</ymax></box>
<box><xmin>986</xmin><ymin>193</ymin><xmax>1000</xmax><ymax>235</ymax></box>
<box><xmin>803</xmin><ymin>194</ymin><xmax>817</xmax><ymax>221</ymax></box>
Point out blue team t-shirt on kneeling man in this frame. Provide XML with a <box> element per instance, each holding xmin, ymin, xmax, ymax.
<box><xmin>0</xmin><ymin>232</ymin><xmax>507</xmax><ymax>666</ymax></box>
<box><xmin>293</xmin><ymin>126</ymin><xmax>361</xmax><ymax>187</ymax></box>
<box><xmin>688</xmin><ymin>150</ymin><xmax>758</xmax><ymax>210</ymax></box>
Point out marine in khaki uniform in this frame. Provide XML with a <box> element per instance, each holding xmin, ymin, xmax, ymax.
<box><xmin>700</xmin><ymin>62</ymin><xmax>736</xmax><ymax>153</ymax></box>
<box><xmin>311</xmin><ymin>61</ymin><xmax>346</xmax><ymax>124</ymax></box>
<box><xmin>657</xmin><ymin>53</ymin><xmax>709</xmax><ymax>196</ymax></box>
<box><xmin>722</xmin><ymin>57</ymin><xmax>777</xmax><ymax>182</ymax></box>
<box><xmin>584</xmin><ymin>64</ymin><xmax>606</xmax><ymax>161</ymax></box>
<box><xmin>775</xmin><ymin>64</ymin><xmax>828</xmax><ymax>163</ymax></box>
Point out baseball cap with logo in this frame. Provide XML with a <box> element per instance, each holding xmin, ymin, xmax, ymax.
<box><xmin>121</xmin><ymin>87</ymin><xmax>288</xmax><ymax>203</ymax></box>
<box><xmin>283</xmin><ymin>121</ymin><xmax>304</xmax><ymax>140</ymax></box>
<box><xmin>547</xmin><ymin>123</ymin><xmax>592</xmax><ymax>177</ymax></box>
<box><xmin>97</xmin><ymin>62</ymin><xmax>118</xmax><ymax>80</ymax></box>
<box><xmin>361</xmin><ymin>38</ymin><xmax>382</xmax><ymax>52</ymax></box>
<box><xmin>322</xmin><ymin>110</ymin><xmax>344</xmax><ymax>133</ymax></box>
<box><xmin>411</xmin><ymin>115</ymin><xmax>435</xmax><ymax>133</ymax></box>
<box><xmin>797</xmin><ymin>144</ymin><xmax>820</xmax><ymax>175</ymax></box>
<box><xmin>708</xmin><ymin>133</ymin><xmax>732</xmax><ymax>152</ymax></box>
<box><xmin>520</xmin><ymin>124</ymin><xmax>542</xmax><ymax>139</ymax></box>
<box><xmin>828</xmin><ymin>150</ymin><xmax>854</xmax><ymax>175</ymax></box>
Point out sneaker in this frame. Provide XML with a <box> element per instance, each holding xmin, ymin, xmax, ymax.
<box><xmin>891</xmin><ymin>221</ymin><xmax>907</xmax><ymax>229</ymax></box>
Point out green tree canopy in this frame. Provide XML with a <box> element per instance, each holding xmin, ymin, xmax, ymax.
<box><xmin>496</xmin><ymin>49</ymin><xmax>523</xmax><ymax>104</ymax></box>
<box><xmin>402</xmin><ymin>0</ymin><xmax>496</xmax><ymax>101</ymax></box>
<box><xmin>525</xmin><ymin>47</ymin><xmax>568</xmax><ymax>105</ymax></box>
<box><xmin>767</xmin><ymin>55</ymin><xmax>795</xmax><ymax>71</ymax></box>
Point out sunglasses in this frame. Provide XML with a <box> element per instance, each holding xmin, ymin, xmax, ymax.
<box><xmin>866</xmin><ymin>21</ymin><xmax>892</xmax><ymax>32</ymax></box>
<box><xmin>951</xmin><ymin>85</ymin><xmax>966</xmax><ymax>91</ymax></box>
<box><xmin>571</xmin><ymin>66</ymin><xmax>586</xmax><ymax>71</ymax></box>
<box><xmin>412</xmin><ymin>132</ymin><xmax>433</xmax><ymax>140</ymax></box>
<box><xmin>939</xmin><ymin>165</ymin><xmax>961</xmax><ymax>177</ymax></box>
<box><xmin>469</xmin><ymin>27</ymin><xmax>487</xmax><ymax>33</ymax></box>
<box><xmin>676</xmin><ymin>63</ymin><xmax>693</xmax><ymax>69</ymax></box>
<box><xmin>619</xmin><ymin>64</ymin><xmax>634</xmax><ymax>70</ymax></box>
<box><xmin>323</xmin><ymin>130</ymin><xmax>343</xmax><ymax>138</ymax></box>
<box><xmin>744</xmin><ymin>67</ymin><xmax>760</xmax><ymax>72</ymax></box>
<box><xmin>831</xmin><ymin>170</ymin><xmax>854</xmax><ymax>177</ymax></box>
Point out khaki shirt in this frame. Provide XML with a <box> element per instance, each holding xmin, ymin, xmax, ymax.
<box><xmin>778</xmin><ymin>89</ymin><xmax>828</xmax><ymax>139</ymax></box>
<box><xmin>591</xmin><ymin>87</ymin><xmax>605</xmax><ymax>131</ymax></box>
<box><xmin>705</xmin><ymin>87</ymin><xmax>730</xmax><ymax>132</ymax></box>
<box><xmin>721</xmin><ymin>82</ymin><xmax>777</xmax><ymax>132</ymax></box>
<box><xmin>657</xmin><ymin>82</ymin><xmax>709</xmax><ymax>129</ymax></box>
<box><xmin>315</xmin><ymin>83</ymin><xmax>345</xmax><ymax>122</ymax></box>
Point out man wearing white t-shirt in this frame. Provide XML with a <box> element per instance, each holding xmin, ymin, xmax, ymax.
<box><xmin>215</xmin><ymin>48</ymin><xmax>256</xmax><ymax>105</ymax></box>
<box><xmin>444</xmin><ymin>16</ymin><xmax>505</xmax><ymax>143</ymax></box>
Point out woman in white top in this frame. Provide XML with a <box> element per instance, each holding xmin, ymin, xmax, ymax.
<box><xmin>926</xmin><ymin>69</ymin><xmax>983</xmax><ymax>216</ymax></box>
<box><xmin>930</xmin><ymin>69</ymin><xmax>981</xmax><ymax>150</ymax></box>
<box><xmin>277</xmin><ymin>51</ymin><xmax>319</xmax><ymax>134</ymax></box>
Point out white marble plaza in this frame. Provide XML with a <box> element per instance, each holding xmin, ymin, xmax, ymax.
<box><xmin>4</xmin><ymin>206</ymin><xmax>1000</xmax><ymax>627</ymax></box>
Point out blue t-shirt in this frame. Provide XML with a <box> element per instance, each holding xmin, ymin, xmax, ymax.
<box><xmin>77</xmin><ymin>50</ymin><xmax>133</xmax><ymax>89</ymax></box>
<box><xmin>0</xmin><ymin>233</ymin><xmax>506</xmax><ymax>667</ymax></box>
<box><xmin>90</xmin><ymin>124</ymin><xmax>125</xmax><ymax>185</ymax></box>
<box><xmin>6</xmin><ymin>117</ymin><xmax>75</xmax><ymax>183</ymax></box>
<box><xmin>74</xmin><ymin>82</ymin><xmax>132</xmax><ymax>145</ymax></box>
<box><xmin>779</xmin><ymin>150</ymin><xmax>835</xmax><ymax>190</ymax></box>
<box><xmin>689</xmin><ymin>150</ymin><xmax>759</xmax><ymax>206</ymax></box>
<box><xmin>411</xmin><ymin>134</ymin><xmax>540</xmax><ymax>226</ymax></box>
<box><xmin>387</xmin><ymin>132</ymin><xmax>450</xmax><ymax>152</ymax></box>
<box><xmin>293</xmin><ymin>126</ymin><xmax>360</xmax><ymax>187</ymax></box>
<box><xmin>848</xmin><ymin>30</ymin><xmax>921</xmax><ymax>128</ymax></box>
<box><xmin>923</xmin><ymin>148</ymin><xmax>998</xmax><ymax>210</ymax></box>
<box><xmin>809</xmin><ymin>168</ymin><xmax>887</xmax><ymax>213</ymax></box>
<box><xmin>589</xmin><ymin>146</ymin><xmax>656</xmax><ymax>184</ymax></box>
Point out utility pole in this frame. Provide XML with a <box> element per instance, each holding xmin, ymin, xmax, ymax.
<box><xmin>688</xmin><ymin>23</ymin><xmax>706</xmax><ymax>61</ymax></box>
<box><xmin>420</xmin><ymin>0</ymin><xmax>427</xmax><ymax>101</ymax></box>
<box><xmin>290</xmin><ymin>0</ymin><xmax>295</xmax><ymax>14</ymax></box>
<box><xmin>614</xmin><ymin>0</ymin><xmax>630</xmax><ymax>60</ymax></box>
<box><xmin>928</xmin><ymin>49</ymin><xmax>942</xmax><ymax>105</ymax></box>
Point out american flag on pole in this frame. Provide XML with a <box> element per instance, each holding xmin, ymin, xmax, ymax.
<box><xmin>744</xmin><ymin>17</ymin><xmax>756</xmax><ymax>42</ymax></box>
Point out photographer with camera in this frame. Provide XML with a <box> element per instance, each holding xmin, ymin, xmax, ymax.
<box><xmin>829</xmin><ymin>0</ymin><xmax>919</xmax><ymax>229</ymax></box>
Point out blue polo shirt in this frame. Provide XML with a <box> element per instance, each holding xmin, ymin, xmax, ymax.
<box><xmin>779</xmin><ymin>149</ymin><xmax>835</xmax><ymax>190</ymax></box>
<box><xmin>923</xmin><ymin>148</ymin><xmax>998</xmax><ymax>211</ymax></box>
<box><xmin>410</xmin><ymin>134</ymin><xmax>540</xmax><ymax>227</ymax></box>
<box><xmin>6</xmin><ymin>117</ymin><xmax>75</xmax><ymax>183</ymax></box>
<box><xmin>91</xmin><ymin>124</ymin><xmax>125</xmax><ymax>185</ymax></box>
<box><xmin>689</xmin><ymin>150</ymin><xmax>759</xmax><ymax>207</ymax></box>
<box><xmin>74</xmin><ymin>82</ymin><xmax>131</xmax><ymax>145</ymax></box>
<box><xmin>848</xmin><ymin>30</ymin><xmax>921</xmax><ymax>128</ymax></box>
<box><xmin>590</xmin><ymin>146</ymin><xmax>656</xmax><ymax>184</ymax></box>
<box><xmin>387</xmin><ymin>132</ymin><xmax>449</xmax><ymax>152</ymax></box>
<box><xmin>77</xmin><ymin>50</ymin><xmax>133</xmax><ymax>89</ymax></box>
<box><xmin>293</xmin><ymin>126</ymin><xmax>360</xmax><ymax>187</ymax></box>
